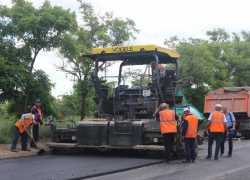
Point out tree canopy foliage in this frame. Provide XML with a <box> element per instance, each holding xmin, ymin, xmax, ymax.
<box><xmin>164</xmin><ymin>28</ymin><xmax>250</xmax><ymax>111</ymax></box>
<box><xmin>0</xmin><ymin>0</ymin><xmax>77</xmax><ymax>116</ymax></box>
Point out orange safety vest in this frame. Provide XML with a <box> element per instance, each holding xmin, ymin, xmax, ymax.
<box><xmin>184</xmin><ymin>114</ymin><xmax>198</xmax><ymax>138</ymax></box>
<box><xmin>158</xmin><ymin>64</ymin><xmax>163</xmax><ymax>68</ymax></box>
<box><xmin>158</xmin><ymin>64</ymin><xmax>166</xmax><ymax>77</ymax></box>
<box><xmin>159</xmin><ymin>109</ymin><xmax>177</xmax><ymax>134</ymax></box>
<box><xmin>210</xmin><ymin>111</ymin><xmax>225</xmax><ymax>132</ymax></box>
<box><xmin>31</xmin><ymin>105</ymin><xmax>42</xmax><ymax>124</ymax></box>
<box><xmin>15</xmin><ymin>115</ymin><xmax>33</xmax><ymax>133</ymax></box>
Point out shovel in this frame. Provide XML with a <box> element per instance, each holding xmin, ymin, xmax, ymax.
<box><xmin>24</xmin><ymin>126</ymin><xmax>46</xmax><ymax>155</ymax></box>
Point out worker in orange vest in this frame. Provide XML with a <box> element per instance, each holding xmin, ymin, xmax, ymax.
<box><xmin>30</xmin><ymin>99</ymin><xmax>44</xmax><ymax>149</ymax></box>
<box><xmin>11</xmin><ymin>113</ymin><xmax>40</xmax><ymax>152</ymax></box>
<box><xmin>181</xmin><ymin>108</ymin><xmax>198</xmax><ymax>163</ymax></box>
<box><xmin>203</xmin><ymin>104</ymin><xmax>228</xmax><ymax>160</ymax></box>
<box><xmin>153</xmin><ymin>103</ymin><xmax>179</xmax><ymax>163</ymax></box>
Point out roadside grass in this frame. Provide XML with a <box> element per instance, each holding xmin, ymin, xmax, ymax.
<box><xmin>39</xmin><ymin>125</ymin><xmax>51</xmax><ymax>139</ymax></box>
<box><xmin>0</xmin><ymin>103</ymin><xmax>82</xmax><ymax>144</ymax></box>
<box><xmin>0</xmin><ymin>116</ymin><xmax>16</xmax><ymax>144</ymax></box>
<box><xmin>0</xmin><ymin>117</ymin><xmax>52</xmax><ymax>144</ymax></box>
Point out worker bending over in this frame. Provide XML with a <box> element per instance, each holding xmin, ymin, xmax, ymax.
<box><xmin>11</xmin><ymin>113</ymin><xmax>40</xmax><ymax>152</ymax></box>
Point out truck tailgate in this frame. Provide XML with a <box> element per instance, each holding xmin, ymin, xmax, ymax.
<box><xmin>204</xmin><ymin>87</ymin><xmax>250</xmax><ymax>116</ymax></box>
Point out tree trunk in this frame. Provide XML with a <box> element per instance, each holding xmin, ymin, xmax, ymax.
<box><xmin>23</xmin><ymin>82</ymin><xmax>31</xmax><ymax>114</ymax></box>
<box><xmin>13</xmin><ymin>94</ymin><xmax>23</xmax><ymax>116</ymax></box>
<box><xmin>23</xmin><ymin>52</ymin><xmax>40</xmax><ymax>115</ymax></box>
<box><xmin>80</xmin><ymin>92</ymin><xmax>86</xmax><ymax>121</ymax></box>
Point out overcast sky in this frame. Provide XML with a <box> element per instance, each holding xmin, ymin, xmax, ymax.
<box><xmin>3</xmin><ymin>0</ymin><xmax>250</xmax><ymax>98</ymax></box>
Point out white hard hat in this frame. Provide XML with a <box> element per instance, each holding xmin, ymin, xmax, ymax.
<box><xmin>215</xmin><ymin>104</ymin><xmax>222</xmax><ymax>108</ymax></box>
<box><xmin>183</xmin><ymin>107</ymin><xmax>190</xmax><ymax>112</ymax></box>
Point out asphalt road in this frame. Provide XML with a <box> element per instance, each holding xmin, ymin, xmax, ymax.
<box><xmin>0</xmin><ymin>149</ymin><xmax>163</xmax><ymax>180</ymax></box>
<box><xmin>0</xmin><ymin>139</ymin><xmax>249</xmax><ymax>180</ymax></box>
<box><xmin>88</xmin><ymin>139</ymin><xmax>250</xmax><ymax>180</ymax></box>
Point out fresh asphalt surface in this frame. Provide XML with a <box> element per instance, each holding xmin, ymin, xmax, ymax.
<box><xmin>1</xmin><ymin>139</ymin><xmax>250</xmax><ymax>180</ymax></box>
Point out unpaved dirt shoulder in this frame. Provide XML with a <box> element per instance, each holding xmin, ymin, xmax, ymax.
<box><xmin>0</xmin><ymin>139</ymin><xmax>50</xmax><ymax>159</ymax></box>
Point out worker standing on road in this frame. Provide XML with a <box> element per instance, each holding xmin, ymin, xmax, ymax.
<box><xmin>11</xmin><ymin>113</ymin><xmax>40</xmax><ymax>152</ymax></box>
<box><xmin>153</xmin><ymin>103</ymin><xmax>179</xmax><ymax>163</ymax></box>
<box><xmin>30</xmin><ymin>99</ymin><xmax>43</xmax><ymax>149</ymax></box>
<box><xmin>181</xmin><ymin>108</ymin><xmax>198</xmax><ymax>163</ymax></box>
<box><xmin>203</xmin><ymin>104</ymin><xmax>228</xmax><ymax>160</ymax></box>
<box><xmin>220</xmin><ymin>106</ymin><xmax>236</xmax><ymax>157</ymax></box>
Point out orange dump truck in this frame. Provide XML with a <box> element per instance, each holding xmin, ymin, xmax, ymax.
<box><xmin>204</xmin><ymin>87</ymin><xmax>250</xmax><ymax>139</ymax></box>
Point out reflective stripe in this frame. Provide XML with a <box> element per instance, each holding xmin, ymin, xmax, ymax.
<box><xmin>211</xmin><ymin>112</ymin><xmax>224</xmax><ymax>123</ymax></box>
<box><xmin>188</xmin><ymin>127</ymin><xmax>197</xmax><ymax>129</ymax></box>
<box><xmin>160</xmin><ymin>111</ymin><xmax>175</xmax><ymax>122</ymax></box>
<box><xmin>186</xmin><ymin>133</ymin><xmax>197</xmax><ymax>135</ymax></box>
<box><xmin>184</xmin><ymin>114</ymin><xmax>198</xmax><ymax>138</ymax></box>
<box><xmin>160</xmin><ymin>120</ymin><xmax>176</xmax><ymax>122</ymax></box>
<box><xmin>159</xmin><ymin>110</ymin><xmax>177</xmax><ymax>133</ymax></box>
<box><xmin>210</xmin><ymin>112</ymin><xmax>225</xmax><ymax>132</ymax></box>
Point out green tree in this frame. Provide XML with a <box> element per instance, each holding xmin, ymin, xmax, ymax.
<box><xmin>0</xmin><ymin>0</ymin><xmax>77</xmax><ymax>115</ymax></box>
<box><xmin>5</xmin><ymin>70</ymin><xmax>57</xmax><ymax>117</ymax></box>
<box><xmin>58</xmin><ymin>1</ymin><xmax>139</xmax><ymax>120</ymax></box>
<box><xmin>206</xmin><ymin>28</ymin><xmax>230</xmax><ymax>43</ymax></box>
<box><xmin>164</xmin><ymin>29</ymin><xmax>250</xmax><ymax>111</ymax></box>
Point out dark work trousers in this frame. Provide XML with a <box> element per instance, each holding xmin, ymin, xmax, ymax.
<box><xmin>208</xmin><ymin>132</ymin><xmax>223</xmax><ymax>158</ymax></box>
<box><xmin>30</xmin><ymin>124</ymin><xmax>39</xmax><ymax>147</ymax></box>
<box><xmin>11</xmin><ymin>126</ymin><xmax>28</xmax><ymax>150</ymax></box>
<box><xmin>184</xmin><ymin>138</ymin><xmax>196</xmax><ymax>161</ymax></box>
<box><xmin>163</xmin><ymin>133</ymin><xmax>176</xmax><ymax>161</ymax></box>
<box><xmin>221</xmin><ymin>126</ymin><xmax>233</xmax><ymax>155</ymax></box>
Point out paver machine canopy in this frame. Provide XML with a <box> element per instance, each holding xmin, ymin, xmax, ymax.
<box><xmin>82</xmin><ymin>44</ymin><xmax>182</xmax><ymax>121</ymax></box>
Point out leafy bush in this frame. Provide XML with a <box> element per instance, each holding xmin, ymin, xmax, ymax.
<box><xmin>0</xmin><ymin>105</ymin><xmax>16</xmax><ymax>144</ymax></box>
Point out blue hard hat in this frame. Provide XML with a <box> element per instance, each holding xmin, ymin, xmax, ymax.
<box><xmin>229</xmin><ymin>130</ymin><xmax>235</xmax><ymax>137</ymax></box>
<box><xmin>36</xmin><ymin>99</ymin><xmax>41</xmax><ymax>103</ymax></box>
